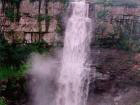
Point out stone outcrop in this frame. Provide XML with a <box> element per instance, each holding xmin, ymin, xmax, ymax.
<box><xmin>0</xmin><ymin>0</ymin><xmax>64</xmax><ymax>45</ymax></box>
<box><xmin>89</xmin><ymin>48</ymin><xmax>140</xmax><ymax>95</ymax></box>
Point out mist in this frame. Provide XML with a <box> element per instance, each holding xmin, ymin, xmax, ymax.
<box><xmin>28</xmin><ymin>51</ymin><xmax>61</xmax><ymax>105</ymax></box>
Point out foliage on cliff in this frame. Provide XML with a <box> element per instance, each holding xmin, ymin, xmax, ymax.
<box><xmin>0</xmin><ymin>34</ymin><xmax>51</xmax><ymax>67</ymax></box>
<box><xmin>0</xmin><ymin>97</ymin><xmax>6</xmax><ymax>105</ymax></box>
<box><xmin>0</xmin><ymin>0</ymin><xmax>22</xmax><ymax>21</ymax></box>
<box><xmin>95</xmin><ymin>0</ymin><xmax>138</xmax><ymax>7</ymax></box>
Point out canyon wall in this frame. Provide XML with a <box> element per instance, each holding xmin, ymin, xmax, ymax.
<box><xmin>0</xmin><ymin>0</ymin><xmax>64</xmax><ymax>45</ymax></box>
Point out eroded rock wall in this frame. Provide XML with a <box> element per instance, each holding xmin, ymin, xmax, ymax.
<box><xmin>0</xmin><ymin>0</ymin><xmax>64</xmax><ymax>45</ymax></box>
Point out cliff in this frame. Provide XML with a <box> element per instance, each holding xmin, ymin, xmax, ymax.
<box><xmin>0</xmin><ymin>0</ymin><xmax>64</xmax><ymax>45</ymax></box>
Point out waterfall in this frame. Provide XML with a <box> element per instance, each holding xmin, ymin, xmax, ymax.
<box><xmin>56</xmin><ymin>0</ymin><xmax>92</xmax><ymax>105</ymax></box>
<box><xmin>28</xmin><ymin>1</ymin><xmax>93</xmax><ymax>105</ymax></box>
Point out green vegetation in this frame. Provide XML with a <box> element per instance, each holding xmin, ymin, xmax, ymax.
<box><xmin>30</xmin><ymin>0</ymin><xmax>38</xmax><ymax>2</ymax></box>
<box><xmin>0</xmin><ymin>64</ymin><xmax>28</xmax><ymax>80</ymax></box>
<box><xmin>11</xmin><ymin>0</ymin><xmax>22</xmax><ymax>4</ymax></box>
<box><xmin>5</xmin><ymin>8</ymin><xmax>20</xmax><ymax>22</ymax></box>
<box><xmin>95</xmin><ymin>0</ymin><xmax>138</xmax><ymax>7</ymax></box>
<box><xmin>96</xmin><ymin>31</ymin><xmax>140</xmax><ymax>52</ymax></box>
<box><xmin>0</xmin><ymin>97</ymin><xmax>6</xmax><ymax>105</ymax></box>
<box><xmin>0</xmin><ymin>35</ymin><xmax>51</xmax><ymax>67</ymax></box>
<box><xmin>95</xmin><ymin>0</ymin><xmax>113</xmax><ymax>6</ymax></box>
<box><xmin>36</xmin><ymin>14</ymin><xmax>51</xmax><ymax>22</ymax></box>
<box><xmin>116</xmin><ymin>34</ymin><xmax>130</xmax><ymax>51</ymax></box>
<box><xmin>95</xmin><ymin>0</ymin><xmax>140</xmax><ymax>51</ymax></box>
<box><xmin>59</xmin><ymin>0</ymin><xmax>68</xmax><ymax>4</ymax></box>
<box><xmin>56</xmin><ymin>16</ymin><xmax>64</xmax><ymax>34</ymax></box>
<box><xmin>97</xmin><ymin>10</ymin><xmax>109</xmax><ymax>20</ymax></box>
<box><xmin>1</xmin><ymin>0</ymin><xmax>22</xmax><ymax>21</ymax></box>
<box><xmin>0</xmin><ymin>0</ymin><xmax>140</xmax><ymax>105</ymax></box>
<box><xmin>56</xmin><ymin>24</ymin><xmax>62</xmax><ymax>33</ymax></box>
<box><xmin>121</xmin><ymin>2</ymin><xmax>138</xmax><ymax>8</ymax></box>
<box><xmin>0</xmin><ymin>34</ymin><xmax>49</xmax><ymax>104</ymax></box>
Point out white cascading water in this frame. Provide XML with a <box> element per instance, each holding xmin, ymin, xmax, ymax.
<box><xmin>57</xmin><ymin>0</ymin><xmax>92</xmax><ymax>105</ymax></box>
<box><xmin>29</xmin><ymin>1</ymin><xmax>93</xmax><ymax>105</ymax></box>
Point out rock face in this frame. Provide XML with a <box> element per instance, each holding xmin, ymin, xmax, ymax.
<box><xmin>0</xmin><ymin>0</ymin><xmax>64</xmax><ymax>45</ymax></box>
<box><xmin>48</xmin><ymin>18</ymin><xmax>58</xmax><ymax>33</ymax></box>
<box><xmin>48</xmin><ymin>2</ymin><xmax>64</xmax><ymax>16</ymax></box>
<box><xmin>88</xmin><ymin>48</ymin><xmax>140</xmax><ymax>105</ymax></box>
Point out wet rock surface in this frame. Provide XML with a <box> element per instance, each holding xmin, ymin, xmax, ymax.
<box><xmin>89</xmin><ymin>48</ymin><xmax>140</xmax><ymax>105</ymax></box>
<box><xmin>1</xmin><ymin>48</ymin><xmax>140</xmax><ymax>105</ymax></box>
<box><xmin>0</xmin><ymin>0</ymin><xmax>64</xmax><ymax>45</ymax></box>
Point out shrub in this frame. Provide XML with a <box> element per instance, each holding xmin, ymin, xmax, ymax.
<box><xmin>56</xmin><ymin>16</ymin><xmax>64</xmax><ymax>34</ymax></box>
<box><xmin>0</xmin><ymin>36</ymin><xmax>51</xmax><ymax>67</ymax></box>
<box><xmin>36</xmin><ymin>15</ymin><xmax>51</xmax><ymax>22</ymax></box>
<box><xmin>116</xmin><ymin>33</ymin><xmax>140</xmax><ymax>52</ymax></box>
<box><xmin>0</xmin><ymin>97</ymin><xmax>6</xmax><ymax>105</ymax></box>
<box><xmin>95</xmin><ymin>31</ymin><xmax>140</xmax><ymax>52</ymax></box>
<box><xmin>0</xmin><ymin>64</ymin><xmax>28</xmax><ymax>80</ymax></box>
<box><xmin>5</xmin><ymin>8</ymin><xmax>21</xmax><ymax>22</ymax></box>
<box><xmin>116</xmin><ymin>34</ymin><xmax>130</xmax><ymax>51</ymax></box>
<box><xmin>97</xmin><ymin>10</ymin><xmax>109</xmax><ymax>20</ymax></box>
<box><xmin>4</xmin><ymin>0</ymin><xmax>22</xmax><ymax>22</ymax></box>
<box><xmin>95</xmin><ymin>32</ymin><xmax>119</xmax><ymax>48</ymax></box>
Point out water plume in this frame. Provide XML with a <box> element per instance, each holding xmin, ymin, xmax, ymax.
<box><xmin>56</xmin><ymin>0</ymin><xmax>93</xmax><ymax>105</ymax></box>
<box><xmin>28</xmin><ymin>0</ymin><xmax>93</xmax><ymax>105</ymax></box>
<box><xmin>28</xmin><ymin>52</ymin><xmax>61</xmax><ymax>105</ymax></box>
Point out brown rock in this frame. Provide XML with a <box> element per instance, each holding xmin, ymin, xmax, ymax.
<box><xmin>48</xmin><ymin>2</ymin><xmax>64</xmax><ymax>16</ymax></box>
<box><xmin>134</xmin><ymin>53</ymin><xmax>140</xmax><ymax>63</ymax></box>
<box><xmin>48</xmin><ymin>18</ymin><xmax>57</xmax><ymax>33</ymax></box>
<box><xmin>43</xmin><ymin>33</ymin><xmax>56</xmax><ymax>45</ymax></box>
